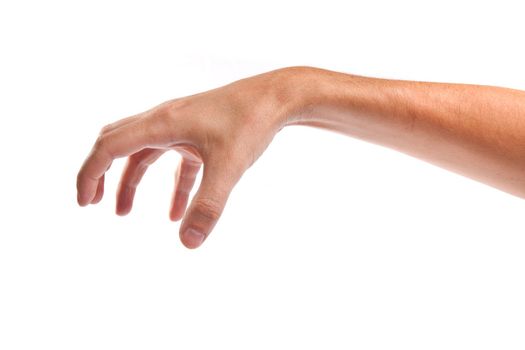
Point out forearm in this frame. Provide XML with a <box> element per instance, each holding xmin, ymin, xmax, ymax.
<box><xmin>281</xmin><ymin>66</ymin><xmax>525</xmax><ymax>198</ymax></box>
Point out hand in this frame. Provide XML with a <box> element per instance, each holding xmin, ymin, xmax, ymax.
<box><xmin>76</xmin><ymin>67</ymin><xmax>304</xmax><ymax>249</ymax></box>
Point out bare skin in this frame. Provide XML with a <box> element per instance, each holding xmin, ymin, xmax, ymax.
<box><xmin>76</xmin><ymin>66</ymin><xmax>525</xmax><ymax>249</ymax></box>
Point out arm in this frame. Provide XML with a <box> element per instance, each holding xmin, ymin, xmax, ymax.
<box><xmin>283</xmin><ymin>67</ymin><xmax>525</xmax><ymax>199</ymax></box>
<box><xmin>76</xmin><ymin>66</ymin><xmax>525</xmax><ymax>249</ymax></box>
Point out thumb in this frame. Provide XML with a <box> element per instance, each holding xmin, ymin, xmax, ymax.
<box><xmin>179</xmin><ymin>156</ymin><xmax>243</xmax><ymax>249</ymax></box>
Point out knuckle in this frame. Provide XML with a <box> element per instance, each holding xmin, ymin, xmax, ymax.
<box><xmin>175</xmin><ymin>187</ymin><xmax>191</xmax><ymax>195</ymax></box>
<box><xmin>94</xmin><ymin>134</ymin><xmax>111</xmax><ymax>158</ymax></box>
<box><xmin>165</xmin><ymin>97</ymin><xmax>191</xmax><ymax>114</ymax></box>
<box><xmin>144</xmin><ymin>107</ymin><xmax>174</xmax><ymax>143</ymax></box>
<box><xmin>94</xmin><ymin>134</ymin><xmax>107</xmax><ymax>149</ymax></box>
<box><xmin>99</xmin><ymin>123</ymin><xmax>113</xmax><ymax>135</ymax></box>
<box><xmin>152</xmin><ymin>102</ymin><xmax>175</xmax><ymax>124</ymax></box>
<box><xmin>193</xmin><ymin>197</ymin><xmax>222</xmax><ymax>222</ymax></box>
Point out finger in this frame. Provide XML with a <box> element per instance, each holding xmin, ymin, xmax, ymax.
<box><xmin>92</xmin><ymin>115</ymin><xmax>142</xmax><ymax>203</ymax></box>
<box><xmin>116</xmin><ymin>148</ymin><xmax>165</xmax><ymax>216</ymax></box>
<box><xmin>179</xmin><ymin>155</ymin><xmax>244</xmax><ymax>249</ymax></box>
<box><xmin>77</xmin><ymin>114</ymin><xmax>174</xmax><ymax>206</ymax></box>
<box><xmin>91</xmin><ymin>174</ymin><xmax>105</xmax><ymax>204</ymax></box>
<box><xmin>100</xmin><ymin>114</ymin><xmax>141</xmax><ymax>134</ymax></box>
<box><xmin>169</xmin><ymin>156</ymin><xmax>202</xmax><ymax>222</ymax></box>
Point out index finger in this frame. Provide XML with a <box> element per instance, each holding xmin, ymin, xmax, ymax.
<box><xmin>76</xmin><ymin>115</ymin><xmax>165</xmax><ymax>206</ymax></box>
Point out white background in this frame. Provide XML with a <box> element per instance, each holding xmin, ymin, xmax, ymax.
<box><xmin>1</xmin><ymin>1</ymin><xmax>524</xmax><ymax>349</ymax></box>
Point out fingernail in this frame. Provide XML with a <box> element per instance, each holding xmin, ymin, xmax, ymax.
<box><xmin>183</xmin><ymin>228</ymin><xmax>206</xmax><ymax>248</ymax></box>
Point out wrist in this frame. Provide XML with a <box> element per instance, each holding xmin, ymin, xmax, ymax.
<box><xmin>257</xmin><ymin>65</ymin><xmax>367</xmax><ymax>132</ymax></box>
<box><xmin>270</xmin><ymin>66</ymin><xmax>322</xmax><ymax>127</ymax></box>
<box><xmin>273</xmin><ymin>66</ymin><xmax>355</xmax><ymax>128</ymax></box>
<box><xmin>276</xmin><ymin>66</ymin><xmax>389</xmax><ymax>138</ymax></box>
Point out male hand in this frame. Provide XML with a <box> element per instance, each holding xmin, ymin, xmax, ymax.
<box><xmin>77</xmin><ymin>67</ymin><xmax>302</xmax><ymax>248</ymax></box>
